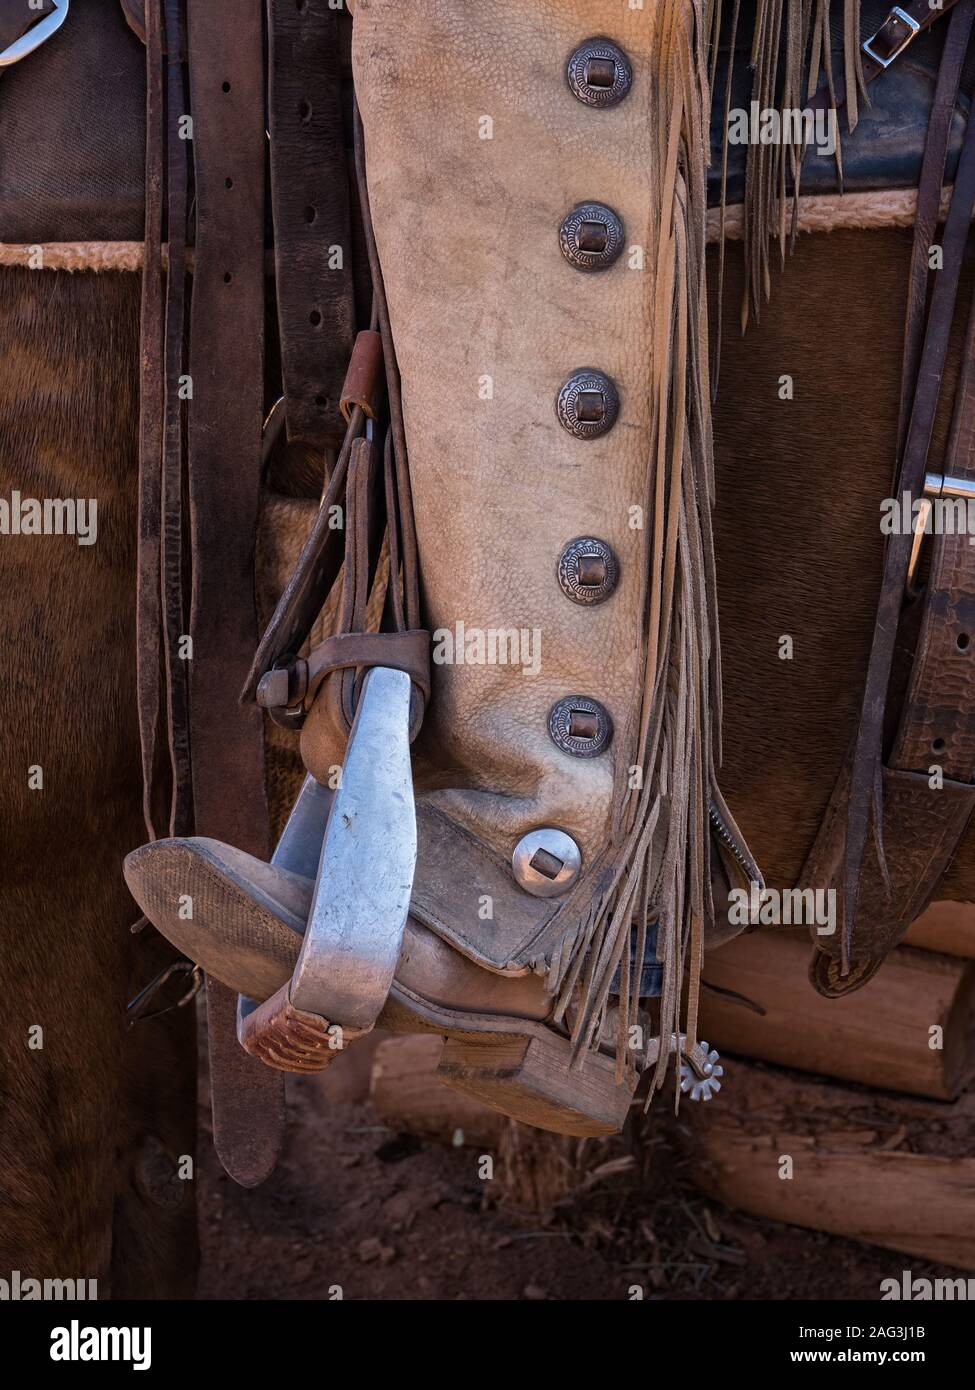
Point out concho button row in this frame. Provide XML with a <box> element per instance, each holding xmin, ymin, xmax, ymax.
<box><xmin>559</xmin><ymin>202</ymin><xmax>625</xmax><ymax>273</ymax></box>
<box><xmin>558</xmin><ymin>537</ymin><xmax>619</xmax><ymax>605</ymax></box>
<box><xmin>548</xmin><ymin>696</ymin><xmax>613</xmax><ymax>757</ymax></box>
<box><xmin>566</xmin><ymin>38</ymin><xmax>633</xmax><ymax>109</ymax></box>
<box><xmin>512</xmin><ymin>828</ymin><xmax>583</xmax><ymax>897</ymax></box>
<box><xmin>556</xmin><ymin>368</ymin><xmax>619</xmax><ymax>439</ymax></box>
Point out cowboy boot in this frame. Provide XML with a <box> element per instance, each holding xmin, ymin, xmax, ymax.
<box><xmin>126</xmin><ymin>0</ymin><xmax>759</xmax><ymax>1137</ymax></box>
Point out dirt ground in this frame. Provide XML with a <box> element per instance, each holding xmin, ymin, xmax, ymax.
<box><xmin>196</xmin><ymin>1038</ymin><xmax>955</xmax><ymax>1302</ymax></box>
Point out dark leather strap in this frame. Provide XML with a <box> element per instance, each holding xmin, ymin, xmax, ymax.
<box><xmin>161</xmin><ymin>0</ymin><xmax>191</xmax><ymax>837</ymax></box>
<box><xmin>840</xmin><ymin>50</ymin><xmax>975</xmax><ymax>972</ymax></box>
<box><xmin>861</xmin><ymin>1</ymin><xmax>965</xmax><ymax>83</ymax></box>
<box><xmin>243</xmin><ymin>101</ymin><xmax>426</xmax><ymax>747</ymax></box>
<box><xmin>135</xmin><ymin>0</ymin><xmax>165</xmax><ymax>840</ymax></box>
<box><xmin>0</xmin><ymin>0</ymin><xmax>55</xmax><ymax>53</ymax></box>
<box><xmin>810</xmin><ymin>1</ymin><xmax>966</xmax><ymax>112</ymax></box>
<box><xmin>186</xmin><ymin>0</ymin><xmax>284</xmax><ymax>1185</ymax></box>
<box><xmin>805</xmin><ymin>2</ymin><xmax>975</xmax><ymax>994</ymax></box>
<box><xmin>268</xmin><ymin>0</ymin><xmax>355</xmax><ymax>451</ymax></box>
<box><xmin>897</xmin><ymin>0</ymin><xmax>975</xmax><ymax>460</ymax></box>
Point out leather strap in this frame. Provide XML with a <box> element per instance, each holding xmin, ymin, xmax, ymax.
<box><xmin>135</xmin><ymin>0</ymin><xmax>166</xmax><ymax>840</ymax></box>
<box><xmin>809</xmin><ymin>1</ymin><xmax>966</xmax><ymax>112</ymax></box>
<box><xmin>897</xmin><ymin>0</ymin><xmax>975</xmax><ymax>461</ymax></box>
<box><xmin>805</xmin><ymin>3</ymin><xmax>975</xmax><ymax>993</ymax></box>
<box><xmin>341</xmin><ymin>329</ymin><xmax>386</xmax><ymax>422</ymax></box>
<box><xmin>268</xmin><ymin>0</ymin><xmax>355</xmax><ymax>451</ymax></box>
<box><xmin>861</xmin><ymin>1</ymin><xmax>964</xmax><ymax>84</ymax></box>
<box><xmin>840</xmin><ymin>80</ymin><xmax>975</xmax><ymax>960</ymax></box>
<box><xmin>161</xmin><ymin>0</ymin><xmax>191</xmax><ymax>837</ymax></box>
<box><xmin>186</xmin><ymin>0</ymin><xmax>284</xmax><ymax>1185</ymax></box>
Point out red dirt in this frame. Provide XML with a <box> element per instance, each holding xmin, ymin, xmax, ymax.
<box><xmin>196</xmin><ymin>1040</ymin><xmax>958</xmax><ymax>1301</ymax></box>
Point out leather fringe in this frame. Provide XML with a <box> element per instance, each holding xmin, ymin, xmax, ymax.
<box><xmin>712</xmin><ymin>0</ymin><xmax>867</xmax><ymax>327</ymax></box>
<box><xmin>547</xmin><ymin>1</ymin><xmax>718</xmax><ymax>1102</ymax></box>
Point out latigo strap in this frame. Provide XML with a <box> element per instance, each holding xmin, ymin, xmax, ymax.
<box><xmin>804</xmin><ymin>0</ymin><xmax>975</xmax><ymax>993</ymax></box>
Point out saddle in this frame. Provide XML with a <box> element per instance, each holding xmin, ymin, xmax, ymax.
<box><xmin>7</xmin><ymin>0</ymin><xmax>975</xmax><ymax>1184</ymax></box>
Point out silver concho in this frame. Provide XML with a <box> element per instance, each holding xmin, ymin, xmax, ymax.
<box><xmin>558</xmin><ymin>202</ymin><xmax>626</xmax><ymax>273</ymax></box>
<box><xmin>548</xmin><ymin>696</ymin><xmax>614</xmax><ymax>758</ymax></box>
<box><xmin>566</xmin><ymin>38</ymin><xmax>633</xmax><ymax>109</ymax></box>
<box><xmin>556</xmin><ymin>368</ymin><xmax>620</xmax><ymax>440</ymax></box>
<box><xmin>557</xmin><ymin>537</ymin><xmax>619</xmax><ymax>606</ymax></box>
<box><xmin>511</xmin><ymin>828</ymin><xmax>583</xmax><ymax>898</ymax></box>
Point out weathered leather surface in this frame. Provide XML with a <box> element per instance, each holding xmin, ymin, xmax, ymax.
<box><xmin>353</xmin><ymin>2</ymin><xmax>661</xmax><ymax>959</ymax></box>
<box><xmin>804</xmin><ymin>763</ymin><xmax>975</xmax><ymax>981</ymax></box>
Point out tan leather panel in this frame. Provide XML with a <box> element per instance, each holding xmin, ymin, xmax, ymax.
<box><xmin>353</xmin><ymin>1</ymin><xmax>661</xmax><ymax>869</ymax></box>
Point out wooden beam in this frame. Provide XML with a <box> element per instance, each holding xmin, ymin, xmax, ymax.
<box><xmin>683</xmin><ymin>1057</ymin><xmax>975</xmax><ymax>1270</ymax></box>
<box><xmin>699</xmin><ymin>932</ymin><xmax>975</xmax><ymax>1099</ymax></box>
<box><xmin>906</xmin><ymin>901</ymin><xmax>975</xmax><ymax>960</ymax></box>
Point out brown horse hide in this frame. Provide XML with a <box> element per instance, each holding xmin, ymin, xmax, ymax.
<box><xmin>712</xmin><ymin>224</ymin><xmax>975</xmax><ymax>904</ymax></box>
<box><xmin>0</xmin><ymin>267</ymin><xmax>196</xmax><ymax>1295</ymax></box>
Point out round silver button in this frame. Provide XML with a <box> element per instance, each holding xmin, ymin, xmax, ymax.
<box><xmin>557</xmin><ymin>537</ymin><xmax>619</xmax><ymax>605</ymax></box>
<box><xmin>548</xmin><ymin>696</ymin><xmax>613</xmax><ymax>757</ymax></box>
<box><xmin>559</xmin><ymin>202</ymin><xmax>626</xmax><ymax>273</ymax></box>
<box><xmin>566</xmin><ymin>38</ymin><xmax>633</xmax><ymax>109</ymax></box>
<box><xmin>556</xmin><ymin>368</ymin><xmax>619</xmax><ymax>440</ymax></box>
<box><xmin>512</xmin><ymin>828</ymin><xmax>583</xmax><ymax>897</ymax></box>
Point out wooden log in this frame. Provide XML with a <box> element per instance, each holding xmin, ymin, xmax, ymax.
<box><xmin>369</xmin><ymin>1034</ymin><xmax>504</xmax><ymax>1149</ymax></box>
<box><xmin>906</xmin><ymin>901</ymin><xmax>975</xmax><ymax>960</ymax></box>
<box><xmin>699</xmin><ymin>932</ymin><xmax>975</xmax><ymax>1099</ymax></box>
<box><xmin>683</xmin><ymin>1057</ymin><xmax>975</xmax><ymax>1270</ymax></box>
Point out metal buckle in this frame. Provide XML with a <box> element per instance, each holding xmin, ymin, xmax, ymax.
<box><xmin>0</xmin><ymin>0</ymin><xmax>70</xmax><ymax>68</ymax></box>
<box><xmin>862</xmin><ymin>7</ymin><xmax>922</xmax><ymax>70</ymax></box>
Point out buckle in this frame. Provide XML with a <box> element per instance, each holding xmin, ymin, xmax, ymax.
<box><xmin>0</xmin><ymin>0</ymin><xmax>70</xmax><ymax>69</ymax></box>
<box><xmin>862</xmin><ymin>7</ymin><xmax>922</xmax><ymax>70</ymax></box>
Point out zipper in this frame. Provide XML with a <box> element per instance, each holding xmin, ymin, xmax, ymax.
<box><xmin>708</xmin><ymin>796</ymin><xmax>765</xmax><ymax>891</ymax></box>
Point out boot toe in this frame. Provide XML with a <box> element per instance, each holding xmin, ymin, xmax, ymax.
<box><xmin>123</xmin><ymin>838</ymin><xmax>309</xmax><ymax>1001</ymax></box>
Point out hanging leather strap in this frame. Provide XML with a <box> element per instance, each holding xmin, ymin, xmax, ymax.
<box><xmin>243</xmin><ymin>101</ymin><xmax>428</xmax><ymax>766</ymax></box>
<box><xmin>136</xmin><ymin>0</ymin><xmax>166</xmax><ymax>841</ymax></box>
<box><xmin>161</xmin><ymin>0</ymin><xmax>192</xmax><ymax>837</ymax></box>
<box><xmin>186</xmin><ymin>0</ymin><xmax>285</xmax><ymax>1185</ymax></box>
<box><xmin>804</xmin><ymin>2</ymin><xmax>975</xmax><ymax>995</ymax></box>
<box><xmin>809</xmin><ymin>0</ymin><xmax>966</xmax><ymax>113</ymax></box>
<box><xmin>267</xmin><ymin>0</ymin><xmax>355</xmax><ymax>452</ymax></box>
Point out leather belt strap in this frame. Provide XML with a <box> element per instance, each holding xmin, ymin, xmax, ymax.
<box><xmin>161</xmin><ymin>0</ymin><xmax>191</xmax><ymax>837</ymax></box>
<box><xmin>186</xmin><ymin>0</ymin><xmax>284</xmax><ymax>1185</ymax></box>
<box><xmin>243</xmin><ymin>101</ymin><xmax>428</xmax><ymax>763</ymax></box>
<box><xmin>804</xmin><ymin>1</ymin><xmax>975</xmax><ymax>995</ymax></box>
<box><xmin>861</xmin><ymin>1</ymin><xmax>964</xmax><ymax>83</ymax></box>
<box><xmin>810</xmin><ymin>1</ymin><xmax>965</xmax><ymax>112</ymax></box>
<box><xmin>268</xmin><ymin>0</ymin><xmax>355</xmax><ymax>451</ymax></box>
<box><xmin>136</xmin><ymin>0</ymin><xmax>166</xmax><ymax>841</ymax></box>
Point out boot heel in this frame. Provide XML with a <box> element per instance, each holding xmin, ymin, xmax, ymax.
<box><xmin>436</xmin><ymin>1030</ymin><xmax>637</xmax><ymax>1137</ymax></box>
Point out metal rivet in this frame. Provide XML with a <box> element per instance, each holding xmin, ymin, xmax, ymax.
<box><xmin>556</xmin><ymin>369</ymin><xmax>619</xmax><ymax>439</ymax></box>
<box><xmin>558</xmin><ymin>537</ymin><xmax>619</xmax><ymax>606</ymax></box>
<box><xmin>512</xmin><ymin>828</ymin><xmax>583</xmax><ymax>897</ymax></box>
<box><xmin>566</xmin><ymin>38</ymin><xmax>633</xmax><ymax>109</ymax></box>
<box><xmin>548</xmin><ymin>696</ymin><xmax>613</xmax><ymax>757</ymax></box>
<box><xmin>559</xmin><ymin>202</ymin><xmax>626</xmax><ymax>273</ymax></box>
